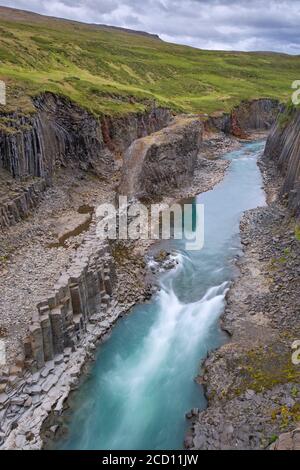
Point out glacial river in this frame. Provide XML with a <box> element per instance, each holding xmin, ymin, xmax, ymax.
<box><xmin>57</xmin><ymin>140</ymin><xmax>266</xmax><ymax>450</ymax></box>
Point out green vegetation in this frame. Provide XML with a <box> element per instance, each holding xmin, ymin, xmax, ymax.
<box><xmin>0</xmin><ymin>254</ymin><xmax>9</xmax><ymax>271</ymax></box>
<box><xmin>271</xmin><ymin>404</ymin><xmax>300</xmax><ymax>430</ymax></box>
<box><xmin>295</xmin><ymin>224</ymin><xmax>300</xmax><ymax>242</ymax></box>
<box><xmin>0</xmin><ymin>9</ymin><xmax>300</xmax><ymax>116</ymax></box>
<box><xmin>216</xmin><ymin>342</ymin><xmax>300</xmax><ymax>404</ymax></box>
<box><xmin>278</xmin><ymin>100</ymin><xmax>299</xmax><ymax>128</ymax></box>
<box><xmin>268</xmin><ymin>435</ymin><xmax>278</xmax><ymax>445</ymax></box>
<box><xmin>237</xmin><ymin>345</ymin><xmax>300</xmax><ymax>395</ymax></box>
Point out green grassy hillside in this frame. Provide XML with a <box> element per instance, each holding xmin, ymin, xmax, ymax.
<box><xmin>0</xmin><ymin>6</ymin><xmax>300</xmax><ymax>116</ymax></box>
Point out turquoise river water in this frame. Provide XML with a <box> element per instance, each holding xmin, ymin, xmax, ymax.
<box><xmin>57</xmin><ymin>140</ymin><xmax>266</xmax><ymax>450</ymax></box>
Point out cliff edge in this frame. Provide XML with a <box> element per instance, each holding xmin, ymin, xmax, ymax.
<box><xmin>264</xmin><ymin>105</ymin><xmax>300</xmax><ymax>217</ymax></box>
<box><xmin>119</xmin><ymin>115</ymin><xmax>204</xmax><ymax>200</ymax></box>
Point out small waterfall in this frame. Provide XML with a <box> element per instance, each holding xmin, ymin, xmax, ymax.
<box><xmin>57</xmin><ymin>140</ymin><xmax>266</xmax><ymax>450</ymax></box>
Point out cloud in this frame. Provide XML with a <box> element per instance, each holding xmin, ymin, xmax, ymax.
<box><xmin>1</xmin><ymin>0</ymin><xmax>300</xmax><ymax>54</ymax></box>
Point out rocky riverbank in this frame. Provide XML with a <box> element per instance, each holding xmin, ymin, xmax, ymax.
<box><xmin>0</xmin><ymin>120</ymin><xmax>238</xmax><ymax>449</ymax></box>
<box><xmin>186</xmin><ymin>149</ymin><xmax>300</xmax><ymax>450</ymax></box>
<box><xmin>0</xmin><ymin>94</ymin><xmax>280</xmax><ymax>450</ymax></box>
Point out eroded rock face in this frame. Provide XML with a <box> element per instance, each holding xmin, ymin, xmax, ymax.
<box><xmin>119</xmin><ymin>115</ymin><xmax>203</xmax><ymax>199</ymax></box>
<box><xmin>34</xmin><ymin>94</ymin><xmax>171</xmax><ymax>178</ymax></box>
<box><xmin>100</xmin><ymin>107</ymin><xmax>172</xmax><ymax>155</ymax></box>
<box><xmin>34</xmin><ymin>93</ymin><xmax>110</xmax><ymax>179</ymax></box>
<box><xmin>25</xmin><ymin>239</ymin><xmax>117</xmax><ymax>370</ymax></box>
<box><xmin>0</xmin><ymin>93</ymin><xmax>171</xmax><ymax>229</ymax></box>
<box><xmin>233</xmin><ymin>99</ymin><xmax>281</xmax><ymax>132</ymax></box>
<box><xmin>264</xmin><ymin>107</ymin><xmax>300</xmax><ymax>217</ymax></box>
<box><xmin>0</xmin><ymin>93</ymin><xmax>171</xmax><ymax>182</ymax></box>
<box><xmin>0</xmin><ymin>114</ymin><xmax>51</xmax><ymax>180</ymax></box>
<box><xmin>209</xmin><ymin>99</ymin><xmax>281</xmax><ymax>137</ymax></box>
<box><xmin>0</xmin><ymin>175</ymin><xmax>47</xmax><ymax>230</ymax></box>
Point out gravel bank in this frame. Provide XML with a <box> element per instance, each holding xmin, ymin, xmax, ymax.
<box><xmin>0</xmin><ymin>130</ymin><xmax>239</xmax><ymax>449</ymax></box>
<box><xmin>186</xmin><ymin>152</ymin><xmax>300</xmax><ymax>450</ymax></box>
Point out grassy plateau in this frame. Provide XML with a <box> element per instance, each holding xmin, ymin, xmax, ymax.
<box><xmin>0</xmin><ymin>6</ymin><xmax>300</xmax><ymax>116</ymax></box>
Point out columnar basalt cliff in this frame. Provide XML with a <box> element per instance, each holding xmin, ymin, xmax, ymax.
<box><xmin>0</xmin><ymin>109</ymin><xmax>54</xmax><ymax>227</ymax></box>
<box><xmin>33</xmin><ymin>94</ymin><xmax>171</xmax><ymax>176</ymax></box>
<box><xmin>0</xmin><ymin>112</ymin><xmax>53</xmax><ymax>180</ymax></box>
<box><xmin>0</xmin><ymin>243</ymin><xmax>121</xmax><ymax>450</ymax></box>
<box><xmin>209</xmin><ymin>99</ymin><xmax>281</xmax><ymax>137</ymax></box>
<box><xmin>0</xmin><ymin>95</ymin><xmax>291</xmax><ymax>450</ymax></box>
<box><xmin>233</xmin><ymin>99</ymin><xmax>281</xmax><ymax>131</ymax></box>
<box><xmin>264</xmin><ymin>106</ymin><xmax>300</xmax><ymax>217</ymax></box>
<box><xmin>0</xmin><ymin>176</ymin><xmax>47</xmax><ymax>230</ymax></box>
<box><xmin>26</xmin><ymin>240</ymin><xmax>116</xmax><ymax>371</ymax></box>
<box><xmin>0</xmin><ymin>93</ymin><xmax>171</xmax><ymax>229</ymax></box>
<box><xmin>119</xmin><ymin>115</ymin><xmax>203</xmax><ymax>199</ymax></box>
<box><xmin>1</xmin><ymin>93</ymin><xmax>171</xmax><ymax>181</ymax></box>
<box><xmin>100</xmin><ymin>107</ymin><xmax>172</xmax><ymax>156</ymax></box>
<box><xmin>186</xmin><ymin>104</ymin><xmax>300</xmax><ymax>451</ymax></box>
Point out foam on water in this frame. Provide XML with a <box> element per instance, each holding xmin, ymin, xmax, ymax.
<box><xmin>57</xmin><ymin>140</ymin><xmax>266</xmax><ymax>450</ymax></box>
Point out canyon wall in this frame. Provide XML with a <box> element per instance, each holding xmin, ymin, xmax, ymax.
<box><xmin>119</xmin><ymin>99</ymin><xmax>278</xmax><ymax>201</ymax></box>
<box><xmin>0</xmin><ymin>97</ymin><xmax>287</xmax><ymax>370</ymax></box>
<box><xmin>119</xmin><ymin>115</ymin><xmax>203</xmax><ymax>199</ymax></box>
<box><xmin>25</xmin><ymin>238</ymin><xmax>116</xmax><ymax>372</ymax></box>
<box><xmin>232</xmin><ymin>99</ymin><xmax>281</xmax><ymax>131</ymax></box>
<box><xmin>264</xmin><ymin>106</ymin><xmax>300</xmax><ymax>217</ymax></box>
<box><xmin>0</xmin><ymin>96</ymin><xmax>281</xmax><ymax>228</ymax></box>
<box><xmin>209</xmin><ymin>98</ymin><xmax>281</xmax><ymax>137</ymax></box>
<box><xmin>1</xmin><ymin>93</ymin><xmax>171</xmax><ymax>181</ymax></box>
<box><xmin>0</xmin><ymin>93</ymin><xmax>171</xmax><ymax>229</ymax></box>
<box><xmin>0</xmin><ymin>177</ymin><xmax>47</xmax><ymax>230</ymax></box>
<box><xmin>0</xmin><ymin>96</ymin><xmax>290</xmax><ymax>449</ymax></box>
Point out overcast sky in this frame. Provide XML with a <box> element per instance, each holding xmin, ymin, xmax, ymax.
<box><xmin>1</xmin><ymin>0</ymin><xmax>300</xmax><ymax>54</ymax></box>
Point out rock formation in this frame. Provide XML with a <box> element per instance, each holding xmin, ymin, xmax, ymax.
<box><xmin>209</xmin><ymin>98</ymin><xmax>280</xmax><ymax>137</ymax></box>
<box><xmin>0</xmin><ymin>93</ymin><xmax>171</xmax><ymax>229</ymax></box>
<box><xmin>0</xmin><ymin>176</ymin><xmax>47</xmax><ymax>230</ymax></box>
<box><xmin>0</xmin><ymin>95</ymin><xmax>292</xmax><ymax>450</ymax></box>
<box><xmin>264</xmin><ymin>106</ymin><xmax>300</xmax><ymax>217</ymax></box>
<box><xmin>119</xmin><ymin>115</ymin><xmax>203</xmax><ymax>199</ymax></box>
<box><xmin>26</xmin><ymin>240</ymin><xmax>116</xmax><ymax>371</ymax></box>
<box><xmin>187</xmin><ymin>103</ymin><xmax>300</xmax><ymax>451</ymax></box>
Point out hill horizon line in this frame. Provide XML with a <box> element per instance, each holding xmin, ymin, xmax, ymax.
<box><xmin>0</xmin><ymin>4</ymin><xmax>297</xmax><ymax>56</ymax></box>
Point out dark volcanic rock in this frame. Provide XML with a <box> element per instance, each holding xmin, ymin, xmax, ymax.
<box><xmin>0</xmin><ymin>93</ymin><xmax>171</xmax><ymax>229</ymax></box>
<box><xmin>119</xmin><ymin>115</ymin><xmax>203</xmax><ymax>199</ymax></box>
<box><xmin>187</xmin><ymin>150</ymin><xmax>300</xmax><ymax>451</ymax></box>
<box><xmin>209</xmin><ymin>99</ymin><xmax>281</xmax><ymax>137</ymax></box>
<box><xmin>264</xmin><ymin>106</ymin><xmax>300</xmax><ymax>217</ymax></box>
<box><xmin>233</xmin><ymin>99</ymin><xmax>281</xmax><ymax>132</ymax></box>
